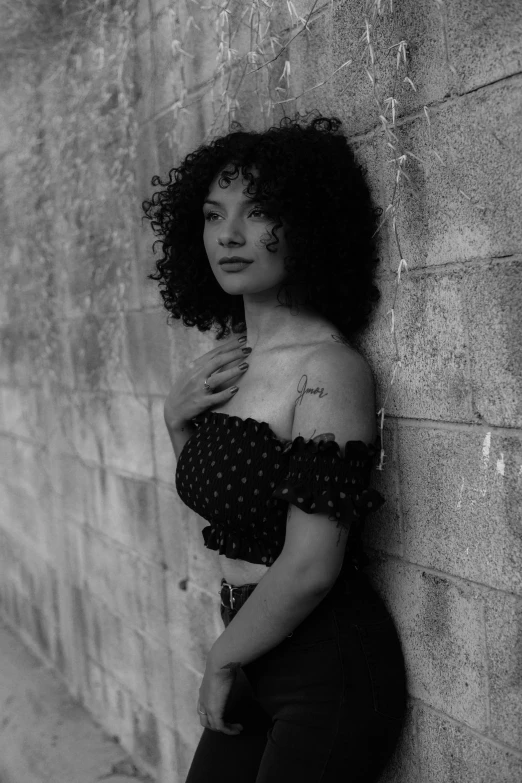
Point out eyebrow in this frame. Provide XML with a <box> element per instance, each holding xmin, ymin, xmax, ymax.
<box><xmin>203</xmin><ymin>198</ymin><xmax>257</xmax><ymax>208</ymax></box>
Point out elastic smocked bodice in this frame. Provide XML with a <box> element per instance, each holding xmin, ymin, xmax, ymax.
<box><xmin>175</xmin><ymin>410</ymin><xmax>385</xmax><ymax>568</ymax></box>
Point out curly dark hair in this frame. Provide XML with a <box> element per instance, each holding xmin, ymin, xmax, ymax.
<box><xmin>141</xmin><ymin>112</ymin><xmax>382</xmax><ymax>341</ymax></box>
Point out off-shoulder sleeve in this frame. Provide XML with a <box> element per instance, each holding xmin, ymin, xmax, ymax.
<box><xmin>267</xmin><ymin>435</ymin><xmax>385</xmax><ymax>535</ymax></box>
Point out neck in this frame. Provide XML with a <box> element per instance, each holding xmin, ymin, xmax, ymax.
<box><xmin>242</xmin><ymin>282</ymin><xmax>320</xmax><ymax>353</ymax></box>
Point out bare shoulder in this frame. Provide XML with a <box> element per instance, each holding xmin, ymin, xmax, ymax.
<box><xmin>307</xmin><ymin>338</ymin><xmax>375</xmax><ymax>392</ymax></box>
<box><xmin>291</xmin><ymin>339</ymin><xmax>377</xmax><ymax>445</ymax></box>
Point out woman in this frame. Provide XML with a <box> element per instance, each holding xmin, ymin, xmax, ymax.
<box><xmin>142</xmin><ymin>114</ymin><xmax>406</xmax><ymax>782</ymax></box>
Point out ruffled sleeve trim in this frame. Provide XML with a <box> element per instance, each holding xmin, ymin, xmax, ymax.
<box><xmin>202</xmin><ymin>522</ymin><xmax>278</xmax><ymax>567</ymax></box>
<box><xmin>267</xmin><ymin>434</ymin><xmax>385</xmax><ymax>528</ymax></box>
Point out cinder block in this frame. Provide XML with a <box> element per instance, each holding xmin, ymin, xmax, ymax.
<box><xmin>0</xmin><ymin>436</ymin><xmax>16</xmax><ymax>483</ymax></box>
<box><xmin>125</xmin><ymin>308</ymin><xmax>173</xmax><ymax>396</ymax></box>
<box><xmin>369</xmin><ymin>560</ymin><xmax>488</xmax><ymax>731</ymax></box>
<box><xmin>91</xmin><ymin>468</ymin><xmax>162</xmax><ymax>562</ymax></box>
<box><xmin>0</xmin><ymin>619</ymin><xmax>134</xmax><ymax>783</ymax></box>
<box><xmin>71</xmin><ymin>392</ymin><xmax>154</xmax><ymax>477</ymax></box>
<box><xmin>83</xmin><ymin>528</ymin><xmax>168</xmax><ymax>640</ymax></box>
<box><xmin>51</xmin><ymin>520</ymin><xmax>86</xmax><ymax>587</ymax></box>
<box><xmin>150</xmin><ymin>0</ymin><xmax>169</xmax><ymax>19</ymax></box>
<box><xmin>0</xmin><ymin>554</ymin><xmax>58</xmax><ymax>662</ymax></box>
<box><xmin>131</xmin><ymin>700</ymin><xmax>161</xmax><ymax>769</ymax></box>
<box><xmin>384</xmin><ymin>78</ymin><xmax>522</xmax><ymax>268</ymax></box>
<box><xmin>175</xmin><ymin>0</ymin><xmax>244</xmax><ymax>96</ymax></box>
<box><xmin>166</xmin><ymin>574</ymin><xmax>221</xmax><ymax>674</ymax></box>
<box><xmin>133</xmin><ymin>28</ymin><xmax>154</xmax><ymax>122</ymax></box>
<box><xmin>438</xmin><ymin>0</ymin><xmax>522</xmax><ymax>94</ymax></box>
<box><xmin>416</xmin><ymin>702</ymin><xmax>522</xmax><ymax>783</ymax></box>
<box><xmin>285</xmin><ymin>0</ymin><xmax>441</xmax><ymax>135</ymax></box>
<box><xmin>83</xmin><ymin>528</ymin><xmax>127</xmax><ymax>614</ymax></box>
<box><xmin>0</xmin><ymin>437</ymin><xmax>48</xmax><ymax>499</ymax></box>
<box><xmin>68</xmin><ymin>393</ymin><xmax>108</xmax><ymax>464</ymax></box>
<box><xmin>465</xmin><ymin>258</ymin><xmax>522</xmax><ymax>428</ymax></box>
<box><xmin>273</xmin><ymin>0</ymin><xmax>328</xmax><ymax>27</ymax></box>
<box><xmin>142</xmin><ymin>635</ymin><xmax>176</xmax><ymax>725</ymax></box>
<box><xmin>115</xmin><ymin>310</ymin><xmax>150</xmax><ymax>396</ymax></box>
<box><xmin>399</xmin><ymin>426</ymin><xmax>522</xmax><ymax>596</ymax></box>
<box><xmin>155</xmin><ymin>483</ymin><xmax>190</xmax><ymax>575</ymax></box>
<box><xmin>65</xmin><ymin>239</ymin><xmax>133</xmax><ymax>319</ymax></box>
<box><xmin>0</xmin><ymin>320</ymin><xmax>32</xmax><ymax>386</ymax></box>
<box><xmin>135</xmin><ymin>0</ymin><xmax>151</xmax><ymax>33</ymax></box>
<box><xmin>151</xmin><ymin>396</ymin><xmax>177</xmax><ymax>485</ymax></box>
<box><xmin>0</xmin><ymin>385</ymin><xmax>39</xmax><ymax>440</ymax></box>
<box><xmin>34</xmin><ymin>389</ymin><xmax>77</xmax><ymax>458</ymax></box>
<box><xmin>53</xmin><ymin>578</ymin><xmax>90</xmax><ymax>697</ymax></box>
<box><xmin>157</xmin><ymin>720</ymin><xmax>181</xmax><ymax>783</ymax></box>
<box><xmin>131</xmin><ymin>552</ymin><xmax>169</xmax><ymax>642</ymax></box>
<box><xmin>169</xmin><ymin>657</ymin><xmax>204</xmax><ymax>746</ymax></box>
<box><xmin>86</xmin><ymin>596</ymin><xmax>149</xmax><ymax>707</ymax></box>
<box><xmin>360</xmin><ymin>270</ymin><xmax>473</xmax><ymax>422</ymax></box>
<box><xmin>82</xmin><ymin>655</ymin><xmax>110</xmax><ymax>725</ymax></box>
<box><xmin>69</xmin><ymin>311</ymin><xmax>140</xmax><ymax>394</ymax></box>
<box><xmin>361</xmin><ymin>417</ymin><xmax>404</xmax><ymax>558</ymax></box>
<box><xmin>99</xmin><ymin>671</ymin><xmax>135</xmax><ymax>751</ymax></box>
<box><xmin>0</xmin><ymin>483</ymin><xmax>46</xmax><ymax>547</ymax></box>
<box><xmin>173</xmin><ymin>729</ymin><xmax>199</xmax><ymax>783</ymax></box>
<box><xmin>155</xmin><ymin>108</ymin><xmax>183</xmax><ymax>181</ymax></box>
<box><xmin>483</xmin><ymin>590</ymin><xmax>522</xmax><ymax>751</ymax></box>
<box><xmin>279</xmin><ymin>9</ymin><xmax>336</xmax><ymax>122</ymax></box>
<box><xmin>324</xmin><ymin>0</ymin><xmax>522</xmax><ymax>136</ymax></box>
<box><xmin>51</xmin><ymin>455</ymin><xmax>98</xmax><ymax>526</ymax></box>
<box><xmin>151</xmin><ymin>11</ymin><xmax>180</xmax><ymax>115</ymax></box>
<box><xmin>19</xmin><ymin>553</ymin><xmax>59</xmax><ymax>630</ymax></box>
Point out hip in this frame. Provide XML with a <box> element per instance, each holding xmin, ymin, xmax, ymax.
<box><xmin>220</xmin><ymin>570</ymin><xmax>407</xmax><ymax>722</ymax></box>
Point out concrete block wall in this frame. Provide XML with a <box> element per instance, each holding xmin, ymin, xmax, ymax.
<box><xmin>0</xmin><ymin>1</ymin><xmax>520</xmax><ymax>780</ymax></box>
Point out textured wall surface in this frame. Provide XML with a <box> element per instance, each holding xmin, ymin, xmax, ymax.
<box><xmin>0</xmin><ymin>1</ymin><xmax>521</xmax><ymax>781</ymax></box>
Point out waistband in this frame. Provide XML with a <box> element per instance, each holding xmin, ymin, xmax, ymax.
<box><xmin>219</xmin><ymin>578</ymin><xmax>258</xmax><ymax>612</ymax></box>
<box><xmin>219</xmin><ymin>568</ymin><xmax>367</xmax><ymax>613</ymax></box>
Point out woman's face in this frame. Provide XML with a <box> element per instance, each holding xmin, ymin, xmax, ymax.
<box><xmin>203</xmin><ymin>166</ymin><xmax>290</xmax><ymax>297</ymax></box>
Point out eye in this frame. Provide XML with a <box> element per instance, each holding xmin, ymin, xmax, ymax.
<box><xmin>203</xmin><ymin>207</ymin><xmax>267</xmax><ymax>222</ymax></box>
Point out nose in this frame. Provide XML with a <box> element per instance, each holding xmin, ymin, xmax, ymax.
<box><xmin>217</xmin><ymin>217</ymin><xmax>245</xmax><ymax>247</ymax></box>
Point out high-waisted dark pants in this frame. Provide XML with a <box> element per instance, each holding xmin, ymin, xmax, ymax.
<box><xmin>185</xmin><ymin>569</ymin><xmax>407</xmax><ymax>783</ymax></box>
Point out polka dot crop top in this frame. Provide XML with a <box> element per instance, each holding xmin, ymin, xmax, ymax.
<box><xmin>175</xmin><ymin>410</ymin><xmax>385</xmax><ymax>569</ymax></box>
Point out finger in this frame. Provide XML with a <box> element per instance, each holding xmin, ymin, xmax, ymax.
<box><xmin>194</xmin><ymin>338</ymin><xmax>246</xmax><ymax>368</ymax></box>
<box><xmin>216</xmin><ymin>722</ymin><xmax>243</xmax><ymax>735</ymax></box>
<box><xmin>210</xmin><ymin>341</ymin><xmax>250</xmax><ymax>369</ymax></box>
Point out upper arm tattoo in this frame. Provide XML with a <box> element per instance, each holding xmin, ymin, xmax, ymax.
<box><xmin>293</xmin><ymin>375</ymin><xmax>334</xmax><ymax>442</ymax></box>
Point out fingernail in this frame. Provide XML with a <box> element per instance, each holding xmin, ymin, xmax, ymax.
<box><xmin>242</xmin><ymin>347</ymin><xmax>252</xmax><ymax>354</ymax></box>
<box><xmin>238</xmin><ymin>336</ymin><xmax>247</xmax><ymax>344</ymax></box>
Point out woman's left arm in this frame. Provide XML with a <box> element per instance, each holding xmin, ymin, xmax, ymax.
<box><xmin>208</xmin><ymin>343</ymin><xmax>377</xmax><ymax>673</ymax></box>
<box><xmin>207</xmin><ymin>554</ymin><xmax>332</xmax><ymax>673</ymax></box>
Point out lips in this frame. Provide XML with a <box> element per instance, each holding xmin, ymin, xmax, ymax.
<box><xmin>218</xmin><ymin>256</ymin><xmax>253</xmax><ymax>265</ymax></box>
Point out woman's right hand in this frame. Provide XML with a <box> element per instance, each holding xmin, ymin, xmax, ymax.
<box><xmin>164</xmin><ymin>334</ymin><xmax>250</xmax><ymax>430</ymax></box>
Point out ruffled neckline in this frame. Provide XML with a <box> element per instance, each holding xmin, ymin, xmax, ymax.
<box><xmin>192</xmin><ymin>409</ymin><xmax>381</xmax><ymax>461</ymax></box>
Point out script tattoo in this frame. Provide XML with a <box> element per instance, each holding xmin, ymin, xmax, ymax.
<box><xmin>295</xmin><ymin>375</ymin><xmax>328</xmax><ymax>407</ymax></box>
